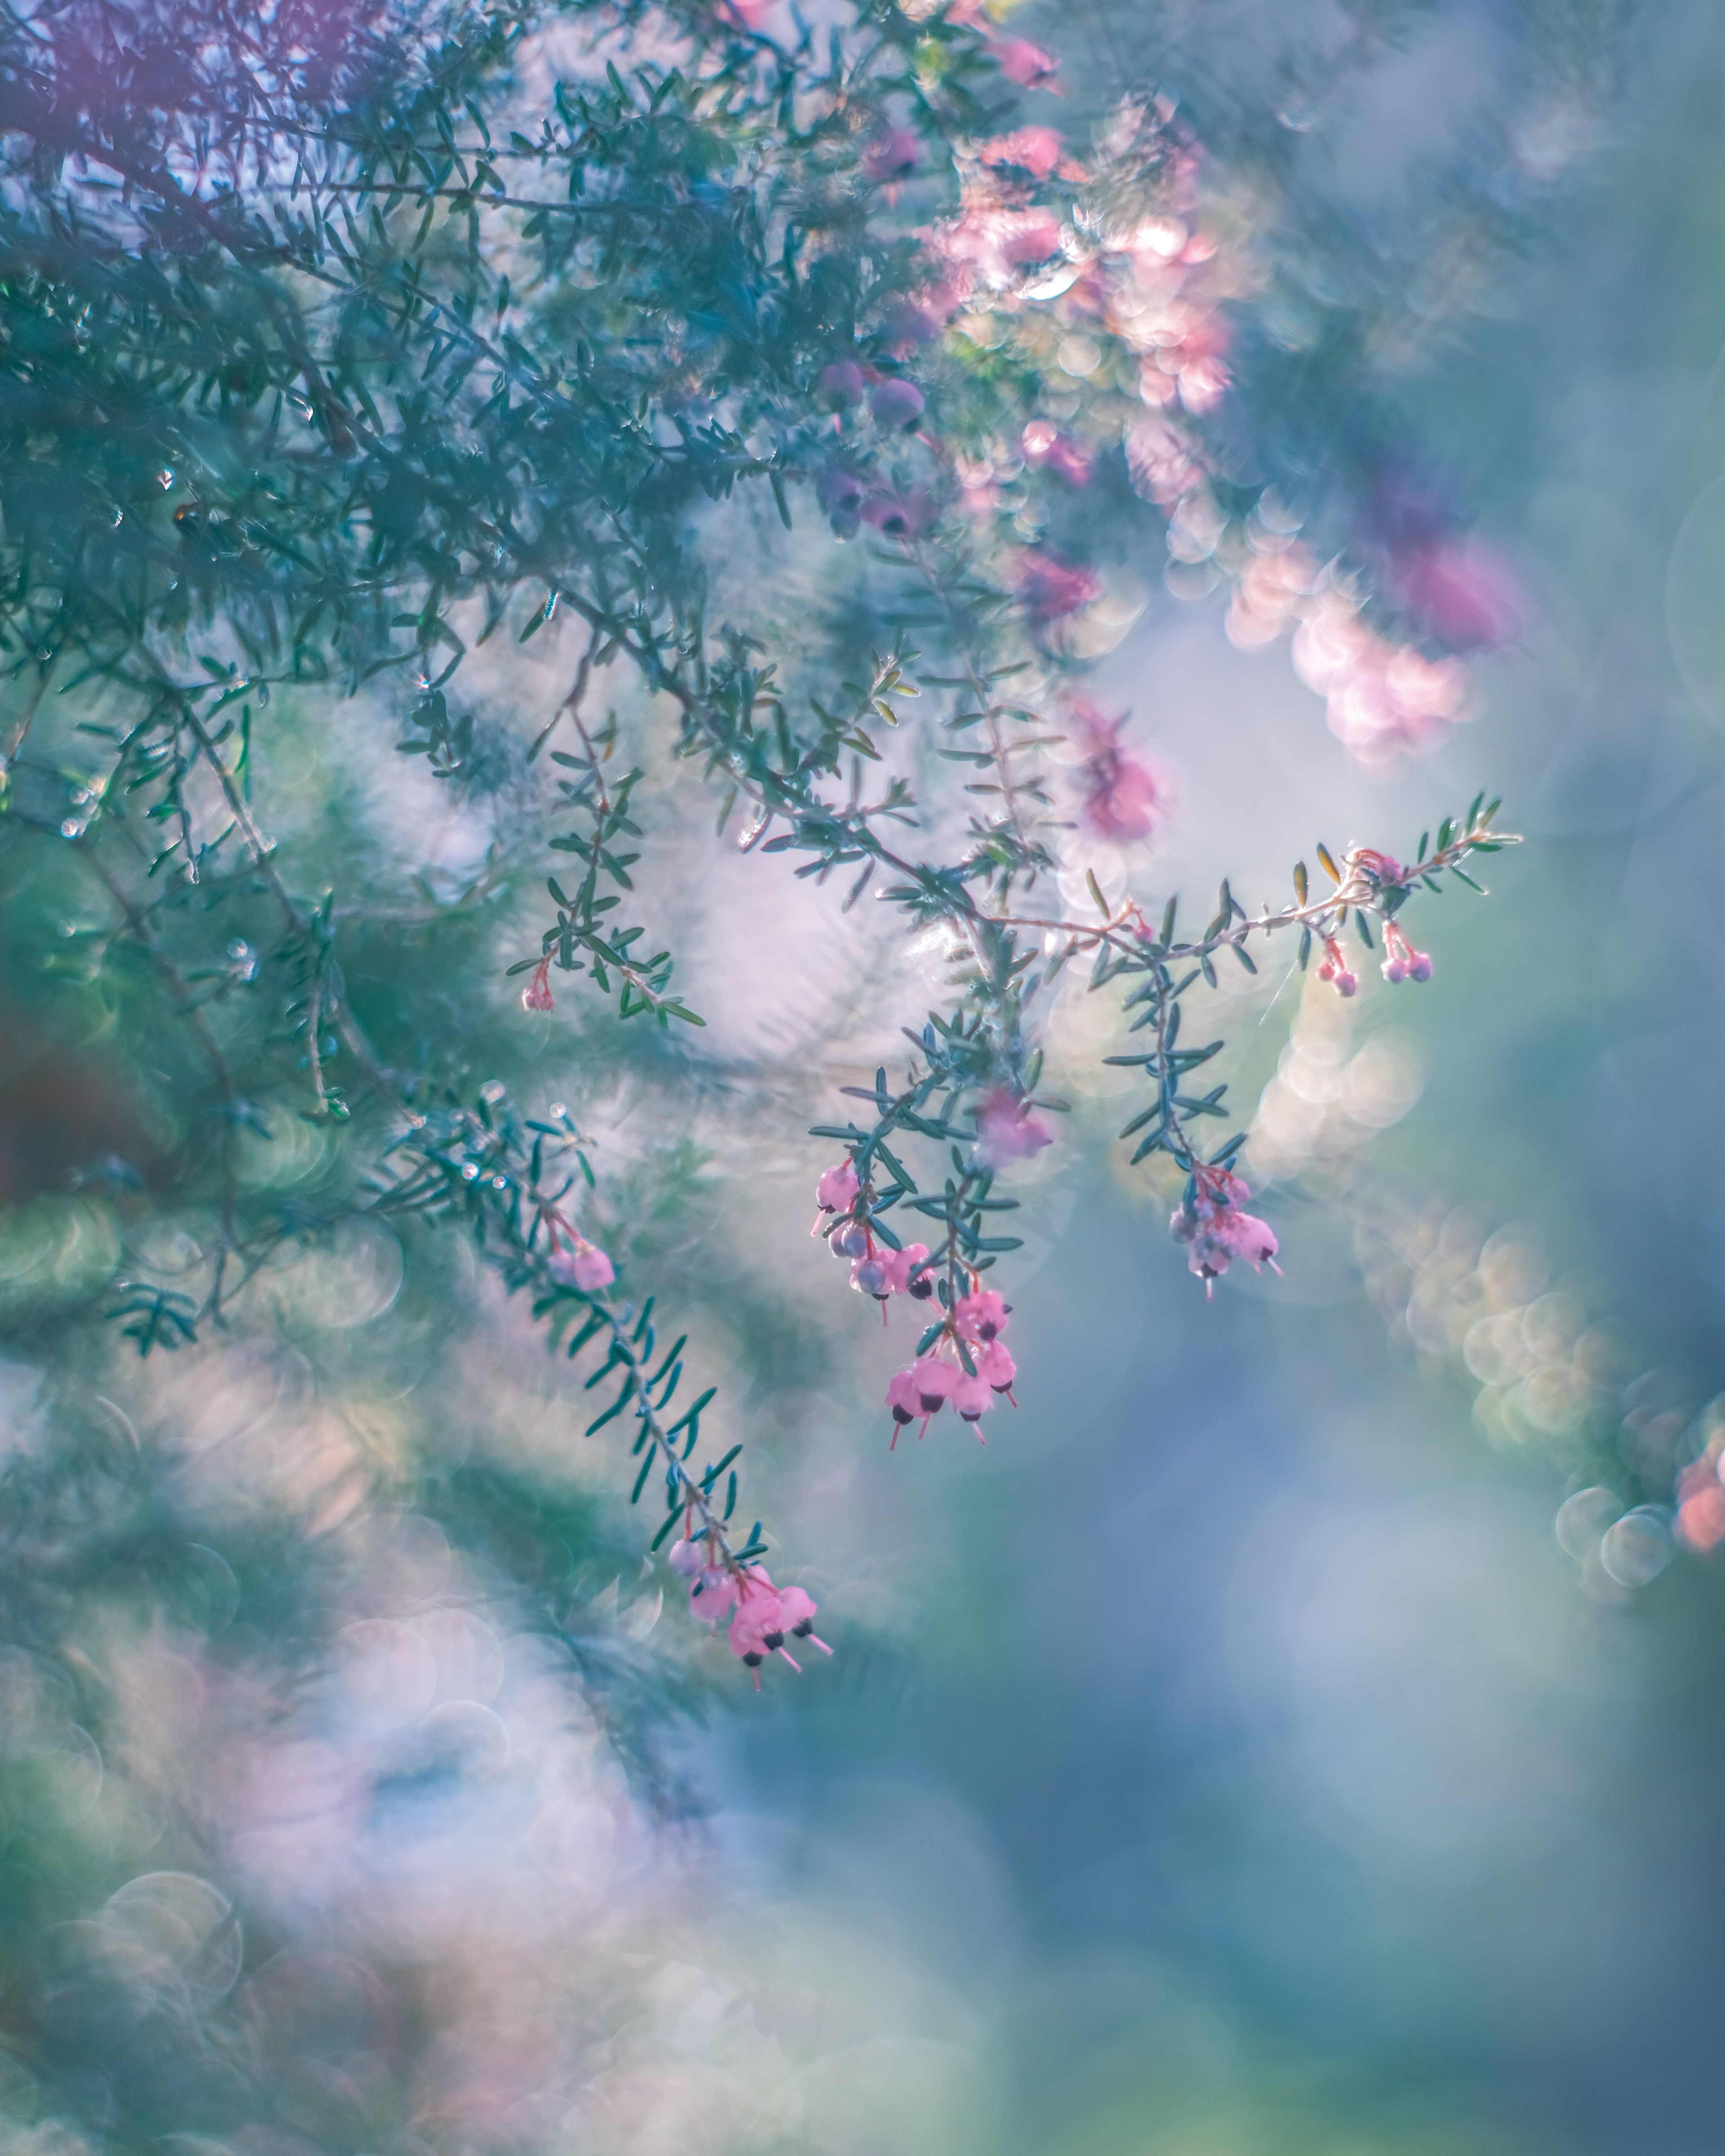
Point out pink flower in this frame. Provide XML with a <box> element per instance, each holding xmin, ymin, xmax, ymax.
<box><xmin>1385</xmin><ymin>536</ymin><xmax>1522</xmax><ymax>654</ymax></box>
<box><xmin>978</xmin><ymin>126</ymin><xmax>1065</xmax><ymax>179</ymax></box>
<box><xmin>816</xmin><ymin>1158</ymin><xmax>860</xmax><ymax>1212</ymax></box>
<box><xmin>718</xmin><ymin>0</ymin><xmax>774</xmax><ymax>27</ymax></box>
<box><xmin>952</xmin><ymin>1368</ymin><xmax>994</xmax><ymax>1427</ymax></box>
<box><xmin>1018</xmin><ymin>551</ymin><xmax>1099</xmax><ymax>623</ymax></box>
<box><xmin>977</xmin><ymin>1338</ymin><xmax>1016</xmax><ymax>1393</ymax></box>
<box><xmin>860</xmin><ymin>485</ymin><xmax>937</xmax><ymax>539</ymax></box>
<box><xmin>1069</xmin><ymin>699</ymin><xmax>1159</xmax><ymax>842</ymax></box>
<box><xmin>667</xmin><ymin>1537</ymin><xmax>703</xmax><ymax>1578</ymax></box>
<box><xmin>818</xmin><ymin>359</ymin><xmax>866</xmax><ymax>408</ymax></box>
<box><xmin>954</xmin><ymin>1288</ymin><xmax>1010</xmax><ymax>1342</ymax></box>
<box><xmin>993</xmin><ymin>35</ymin><xmax>1058</xmax><ymax>88</ymax></box>
<box><xmin>688</xmin><ymin>1563</ymin><xmax>739</xmax><ymax>1627</ymax></box>
<box><xmin>976</xmin><ymin>1085</ymin><xmax>1054</xmax><ymax>1167</ymax></box>
<box><xmin>870</xmin><ymin>377</ymin><xmax>925</xmax><ymax>430</ymax></box>
<box><xmin>862</xmin><ymin>128</ymin><xmax>920</xmax><ymax>184</ymax></box>
<box><xmin>520</xmin><ymin>956</ymin><xmax>554</xmax><ymax>1012</ymax></box>
<box><xmin>912</xmin><ymin>1356</ymin><xmax>957</xmax><ymax>1410</ymax></box>
<box><xmin>1021</xmin><ymin>419</ymin><xmax>1092</xmax><ymax>488</ymax></box>
<box><xmin>879</xmin><ymin>1240</ymin><xmax>932</xmax><ymax>1295</ymax></box>
<box><xmin>887</xmin><ymin>1365</ymin><xmax>923</xmax><ymax>1438</ymax></box>
<box><xmin>851</xmin><ymin>1251</ymin><xmax>892</xmax><ymax>1299</ymax></box>
<box><xmin>548</xmin><ymin>1237</ymin><xmax>615</xmax><ymax>1292</ymax></box>
<box><xmin>774</xmin><ymin>1583</ymin><xmax>833</xmax><ymax>1654</ymax></box>
<box><xmin>816</xmin><ymin>460</ymin><xmax>866</xmax><ymax>537</ymax></box>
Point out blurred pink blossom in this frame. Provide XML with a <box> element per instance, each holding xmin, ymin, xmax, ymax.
<box><xmin>975</xmin><ymin>1087</ymin><xmax>1053</xmax><ymax>1165</ymax></box>
<box><xmin>1021</xmin><ymin>419</ymin><xmax>1092</xmax><ymax>487</ymax></box>
<box><xmin>1069</xmin><ymin>700</ymin><xmax>1160</xmax><ymax>841</ymax></box>
<box><xmin>978</xmin><ymin>126</ymin><xmax>1066</xmax><ymax>179</ymax></box>
<box><xmin>862</xmin><ymin>128</ymin><xmax>920</xmax><ymax>184</ymax></box>
<box><xmin>1018</xmin><ymin>551</ymin><xmax>1099</xmax><ymax>622</ymax></box>
<box><xmin>993</xmin><ymin>35</ymin><xmax>1059</xmax><ymax>88</ymax></box>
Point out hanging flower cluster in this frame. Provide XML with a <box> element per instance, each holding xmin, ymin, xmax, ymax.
<box><xmin>1169</xmin><ymin>1166</ymin><xmax>1280</xmax><ymax>1295</ymax></box>
<box><xmin>668</xmin><ymin>1536</ymin><xmax>831</xmax><ymax>1688</ymax></box>
<box><xmin>885</xmin><ymin>1286</ymin><xmax>1017</xmax><ymax>1445</ymax></box>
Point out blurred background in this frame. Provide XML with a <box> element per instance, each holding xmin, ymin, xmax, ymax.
<box><xmin>5</xmin><ymin>2</ymin><xmax>1725</xmax><ymax>2152</ymax></box>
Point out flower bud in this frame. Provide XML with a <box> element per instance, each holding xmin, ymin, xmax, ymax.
<box><xmin>816</xmin><ymin>1158</ymin><xmax>860</xmax><ymax>1211</ymax></box>
<box><xmin>831</xmin><ymin>1222</ymin><xmax>869</xmax><ymax>1259</ymax></box>
<box><xmin>667</xmin><ymin>1537</ymin><xmax>703</xmax><ymax>1578</ymax></box>
<box><xmin>870</xmin><ymin>378</ymin><xmax>925</xmax><ymax>430</ymax></box>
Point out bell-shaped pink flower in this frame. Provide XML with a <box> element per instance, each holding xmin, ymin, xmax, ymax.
<box><xmin>912</xmin><ymin>1354</ymin><xmax>957</xmax><ymax>1413</ymax></box>
<box><xmin>952</xmin><ymin>1368</ymin><xmax>994</xmax><ymax>1426</ymax></box>
<box><xmin>870</xmin><ymin>378</ymin><xmax>925</xmax><ymax>430</ymax></box>
<box><xmin>548</xmin><ymin>1238</ymin><xmax>615</xmax><ymax>1293</ymax></box>
<box><xmin>774</xmin><ymin>1583</ymin><xmax>833</xmax><ymax>1654</ymax></box>
<box><xmin>667</xmin><ymin>1537</ymin><xmax>703</xmax><ymax>1579</ymax></box>
<box><xmin>994</xmin><ymin>35</ymin><xmax>1058</xmax><ymax>89</ymax></box>
<box><xmin>879</xmin><ymin>1240</ymin><xmax>931</xmax><ymax>1295</ymax></box>
<box><xmin>976</xmin><ymin>1086</ymin><xmax>1053</xmax><ymax>1168</ymax></box>
<box><xmin>818</xmin><ymin>359</ymin><xmax>867</xmax><ymax>408</ymax></box>
<box><xmin>688</xmin><ymin>1565</ymin><xmax>739</xmax><ymax>1626</ymax></box>
<box><xmin>977</xmin><ymin>1338</ymin><xmax>1017</xmax><ymax>1392</ymax></box>
<box><xmin>816</xmin><ymin>1158</ymin><xmax>860</xmax><ymax>1212</ymax></box>
<box><xmin>887</xmin><ymin>1365</ymin><xmax>923</xmax><ymax>1432</ymax></box>
<box><xmin>954</xmin><ymin>1289</ymin><xmax>1010</xmax><ymax>1342</ymax></box>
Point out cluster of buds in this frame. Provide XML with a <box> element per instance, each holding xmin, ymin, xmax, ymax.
<box><xmin>1379</xmin><ymin>920</ymin><xmax>1433</xmax><ymax>985</ymax></box>
<box><xmin>1169</xmin><ymin>1166</ymin><xmax>1278</xmax><ymax>1295</ymax></box>
<box><xmin>885</xmin><ymin>1286</ymin><xmax>1017</xmax><ymax>1445</ymax></box>
<box><xmin>521</xmin><ymin>955</ymin><xmax>555</xmax><ymax>1012</ymax></box>
<box><xmin>1314</xmin><ymin>848</ymin><xmax>1433</xmax><ymax>997</ymax></box>
<box><xmin>667</xmin><ymin>1536</ymin><xmax>830</xmax><ymax>1688</ymax></box>
<box><xmin>814</xmin><ymin>1157</ymin><xmax>935</xmax><ymax>1313</ymax></box>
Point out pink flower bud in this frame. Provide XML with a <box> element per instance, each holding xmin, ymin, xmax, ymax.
<box><xmin>816</xmin><ymin>1158</ymin><xmax>860</xmax><ymax>1211</ymax></box>
<box><xmin>851</xmin><ymin>1255</ymin><xmax>890</xmax><ymax>1299</ymax></box>
<box><xmin>1381</xmin><ymin>955</ymin><xmax>1407</xmax><ymax>984</ymax></box>
<box><xmin>1335</xmin><ymin>969</ymin><xmax>1358</xmax><ymax>997</ymax></box>
<box><xmin>521</xmin><ymin>956</ymin><xmax>555</xmax><ymax>1012</ymax></box>
<box><xmin>1408</xmin><ymin>952</ymin><xmax>1433</xmax><ymax>982</ymax></box>
<box><xmin>976</xmin><ymin>1086</ymin><xmax>1054</xmax><ymax>1167</ymax></box>
<box><xmin>830</xmin><ymin>1222</ymin><xmax>870</xmax><ymax>1259</ymax></box>
<box><xmin>667</xmin><ymin>1537</ymin><xmax>703</xmax><ymax>1578</ymax></box>
<box><xmin>870</xmin><ymin>378</ymin><xmax>925</xmax><ymax>430</ymax></box>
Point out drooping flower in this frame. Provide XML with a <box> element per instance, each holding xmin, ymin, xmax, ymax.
<box><xmin>951</xmin><ymin>1367</ymin><xmax>994</xmax><ymax>1428</ymax></box>
<box><xmin>817</xmin><ymin>359</ymin><xmax>866</xmax><ymax>408</ymax></box>
<box><xmin>1379</xmin><ymin>921</ymin><xmax>1433</xmax><ymax>985</ymax></box>
<box><xmin>521</xmin><ymin>955</ymin><xmax>554</xmax><ymax>1012</ymax></box>
<box><xmin>954</xmin><ymin>1288</ymin><xmax>1010</xmax><ymax>1342</ymax></box>
<box><xmin>548</xmin><ymin>1237</ymin><xmax>615</xmax><ymax>1292</ymax></box>
<box><xmin>977</xmin><ymin>1338</ymin><xmax>1017</xmax><ymax>1395</ymax></box>
<box><xmin>976</xmin><ymin>1086</ymin><xmax>1054</xmax><ymax>1167</ymax></box>
<box><xmin>816</xmin><ymin>1158</ymin><xmax>860</xmax><ymax>1213</ymax></box>
<box><xmin>879</xmin><ymin>1240</ymin><xmax>932</xmax><ymax>1296</ymax></box>
<box><xmin>870</xmin><ymin>377</ymin><xmax>926</xmax><ymax>430</ymax></box>
<box><xmin>815</xmin><ymin>461</ymin><xmax>866</xmax><ymax>537</ymax></box>
<box><xmin>911</xmin><ymin>1354</ymin><xmax>958</xmax><ymax>1413</ymax></box>
<box><xmin>993</xmin><ymin>34</ymin><xmax>1058</xmax><ymax>89</ymax></box>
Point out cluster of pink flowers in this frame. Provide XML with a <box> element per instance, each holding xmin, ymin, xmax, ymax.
<box><xmin>975</xmin><ymin>1087</ymin><xmax>1053</xmax><ymax>1169</ymax></box>
<box><xmin>1169</xmin><ymin>1166</ymin><xmax>1278</xmax><ymax>1295</ymax></box>
<box><xmin>521</xmin><ymin>955</ymin><xmax>554</xmax><ymax>1012</ymax></box>
<box><xmin>885</xmin><ymin>1286</ymin><xmax>1017</xmax><ymax>1445</ymax></box>
<box><xmin>814</xmin><ymin>1156</ymin><xmax>936</xmax><ymax>1311</ymax></box>
<box><xmin>668</xmin><ymin>1536</ymin><xmax>831</xmax><ymax>1687</ymax></box>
